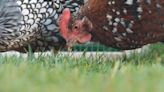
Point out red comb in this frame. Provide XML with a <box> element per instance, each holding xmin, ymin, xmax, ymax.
<box><xmin>59</xmin><ymin>8</ymin><xmax>71</xmax><ymax>39</ymax></box>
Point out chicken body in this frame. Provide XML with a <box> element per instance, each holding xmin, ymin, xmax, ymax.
<box><xmin>61</xmin><ymin>0</ymin><xmax>164</xmax><ymax>50</ymax></box>
<box><xmin>0</xmin><ymin>0</ymin><xmax>84</xmax><ymax>52</ymax></box>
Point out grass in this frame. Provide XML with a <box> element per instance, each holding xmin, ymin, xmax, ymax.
<box><xmin>0</xmin><ymin>43</ymin><xmax>164</xmax><ymax>92</ymax></box>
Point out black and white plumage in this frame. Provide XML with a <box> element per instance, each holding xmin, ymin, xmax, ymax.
<box><xmin>0</xmin><ymin>0</ymin><xmax>84</xmax><ymax>52</ymax></box>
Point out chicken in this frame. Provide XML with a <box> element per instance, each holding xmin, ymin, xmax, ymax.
<box><xmin>59</xmin><ymin>0</ymin><xmax>164</xmax><ymax>50</ymax></box>
<box><xmin>0</xmin><ymin>0</ymin><xmax>84</xmax><ymax>52</ymax></box>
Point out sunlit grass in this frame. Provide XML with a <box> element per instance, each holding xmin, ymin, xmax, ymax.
<box><xmin>0</xmin><ymin>43</ymin><xmax>163</xmax><ymax>92</ymax></box>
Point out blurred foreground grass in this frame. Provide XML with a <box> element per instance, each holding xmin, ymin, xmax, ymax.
<box><xmin>0</xmin><ymin>43</ymin><xmax>164</xmax><ymax>92</ymax></box>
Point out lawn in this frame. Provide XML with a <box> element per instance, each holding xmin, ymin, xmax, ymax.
<box><xmin>0</xmin><ymin>43</ymin><xmax>164</xmax><ymax>92</ymax></box>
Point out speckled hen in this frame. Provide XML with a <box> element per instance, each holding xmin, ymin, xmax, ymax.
<box><xmin>60</xmin><ymin>0</ymin><xmax>164</xmax><ymax>50</ymax></box>
<box><xmin>0</xmin><ymin>0</ymin><xmax>84</xmax><ymax>52</ymax></box>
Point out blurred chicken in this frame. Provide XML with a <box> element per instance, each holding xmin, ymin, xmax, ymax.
<box><xmin>0</xmin><ymin>0</ymin><xmax>84</xmax><ymax>52</ymax></box>
<box><xmin>60</xmin><ymin>0</ymin><xmax>164</xmax><ymax>50</ymax></box>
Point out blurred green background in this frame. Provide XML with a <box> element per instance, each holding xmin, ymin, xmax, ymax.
<box><xmin>72</xmin><ymin>42</ymin><xmax>120</xmax><ymax>51</ymax></box>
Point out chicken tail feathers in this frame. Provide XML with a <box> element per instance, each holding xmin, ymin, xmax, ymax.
<box><xmin>0</xmin><ymin>0</ymin><xmax>22</xmax><ymax>34</ymax></box>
